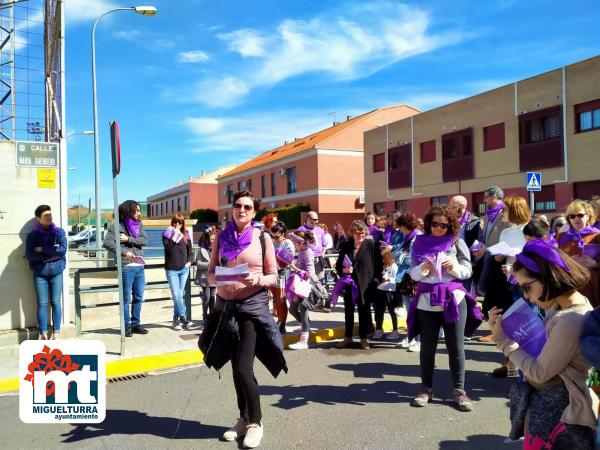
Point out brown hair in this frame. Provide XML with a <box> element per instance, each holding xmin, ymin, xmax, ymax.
<box><xmin>294</xmin><ymin>230</ymin><xmax>316</xmax><ymax>245</ymax></box>
<box><xmin>512</xmin><ymin>249</ymin><xmax>590</xmax><ymax>302</ymax></box>
<box><xmin>565</xmin><ymin>199</ymin><xmax>595</xmax><ymax>227</ymax></box>
<box><xmin>233</xmin><ymin>190</ymin><xmax>260</xmax><ymax>211</ymax></box>
<box><xmin>504</xmin><ymin>196</ymin><xmax>530</xmax><ymax>225</ymax></box>
<box><xmin>423</xmin><ymin>206</ymin><xmax>459</xmax><ymax>236</ymax></box>
<box><xmin>349</xmin><ymin>220</ymin><xmax>369</xmax><ymax>235</ymax></box>
<box><xmin>380</xmin><ymin>246</ymin><xmax>395</xmax><ymax>267</ymax></box>
<box><xmin>396</xmin><ymin>212</ymin><xmax>418</xmax><ymax>231</ymax></box>
<box><xmin>170</xmin><ymin>213</ymin><xmax>188</xmax><ymax>243</ymax></box>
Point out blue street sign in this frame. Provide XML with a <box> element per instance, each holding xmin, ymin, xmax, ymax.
<box><xmin>526</xmin><ymin>172</ymin><xmax>542</xmax><ymax>192</ymax></box>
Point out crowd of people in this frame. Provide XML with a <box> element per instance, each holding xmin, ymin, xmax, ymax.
<box><xmin>23</xmin><ymin>187</ymin><xmax>600</xmax><ymax>448</ymax></box>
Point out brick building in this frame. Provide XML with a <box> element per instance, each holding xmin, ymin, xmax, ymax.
<box><xmin>364</xmin><ymin>54</ymin><xmax>600</xmax><ymax>218</ymax></box>
<box><xmin>217</xmin><ymin>106</ymin><xmax>419</xmax><ymax>229</ymax></box>
<box><xmin>147</xmin><ymin>165</ymin><xmax>236</xmax><ymax>219</ymax></box>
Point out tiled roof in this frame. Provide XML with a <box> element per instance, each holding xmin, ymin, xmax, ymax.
<box><xmin>220</xmin><ymin>110</ymin><xmax>375</xmax><ymax>178</ymax></box>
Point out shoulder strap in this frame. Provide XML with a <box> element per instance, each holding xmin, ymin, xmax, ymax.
<box><xmin>259</xmin><ymin>229</ymin><xmax>266</xmax><ymax>275</ymax></box>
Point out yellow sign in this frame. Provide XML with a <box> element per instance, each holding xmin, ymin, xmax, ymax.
<box><xmin>38</xmin><ymin>168</ymin><xmax>56</xmax><ymax>189</ymax></box>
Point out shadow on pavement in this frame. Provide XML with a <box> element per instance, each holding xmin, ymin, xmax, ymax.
<box><xmin>60</xmin><ymin>409</ymin><xmax>225</xmax><ymax>442</ymax></box>
<box><xmin>439</xmin><ymin>433</ymin><xmax>521</xmax><ymax>450</ymax></box>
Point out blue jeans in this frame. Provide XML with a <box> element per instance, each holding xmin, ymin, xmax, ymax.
<box><xmin>166</xmin><ymin>267</ymin><xmax>189</xmax><ymax>318</ymax></box>
<box><xmin>34</xmin><ymin>273</ymin><xmax>63</xmax><ymax>333</ymax></box>
<box><xmin>122</xmin><ymin>265</ymin><xmax>145</xmax><ymax>326</ymax></box>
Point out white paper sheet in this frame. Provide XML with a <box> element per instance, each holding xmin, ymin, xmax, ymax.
<box><xmin>215</xmin><ymin>263</ymin><xmax>249</xmax><ymax>286</ymax></box>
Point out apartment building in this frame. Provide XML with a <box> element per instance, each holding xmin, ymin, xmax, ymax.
<box><xmin>217</xmin><ymin>106</ymin><xmax>420</xmax><ymax>229</ymax></box>
<box><xmin>364</xmin><ymin>54</ymin><xmax>600</xmax><ymax>218</ymax></box>
<box><xmin>147</xmin><ymin>165</ymin><xmax>236</xmax><ymax>219</ymax></box>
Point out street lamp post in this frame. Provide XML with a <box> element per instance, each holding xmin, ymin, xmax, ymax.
<box><xmin>91</xmin><ymin>5</ymin><xmax>157</xmax><ymax>249</ymax></box>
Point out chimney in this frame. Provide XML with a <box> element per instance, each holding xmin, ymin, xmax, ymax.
<box><xmin>284</xmin><ymin>140</ymin><xmax>288</xmax><ymax>145</ymax></box>
<box><xmin>346</xmin><ymin>115</ymin><xmax>352</xmax><ymax>121</ymax></box>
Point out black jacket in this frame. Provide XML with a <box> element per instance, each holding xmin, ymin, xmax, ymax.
<box><xmin>460</xmin><ymin>212</ymin><xmax>481</xmax><ymax>249</ymax></box>
<box><xmin>199</xmin><ymin>291</ymin><xmax>288</xmax><ymax>378</ymax></box>
<box><xmin>336</xmin><ymin>237</ymin><xmax>383</xmax><ymax>303</ymax></box>
<box><xmin>162</xmin><ymin>234</ymin><xmax>194</xmax><ymax>271</ymax></box>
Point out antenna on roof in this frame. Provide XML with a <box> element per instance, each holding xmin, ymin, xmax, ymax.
<box><xmin>327</xmin><ymin>111</ymin><xmax>336</xmax><ymax>126</ymax></box>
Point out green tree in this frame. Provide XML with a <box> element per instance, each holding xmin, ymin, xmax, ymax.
<box><xmin>190</xmin><ymin>208</ymin><xmax>219</xmax><ymax>222</ymax></box>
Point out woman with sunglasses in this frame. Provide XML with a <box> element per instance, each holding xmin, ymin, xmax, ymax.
<box><xmin>163</xmin><ymin>214</ymin><xmax>194</xmax><ymax>330</ymax></box>
<box><xmin>202</xmin><ymin>191</ymin><xmax>286</xmax><ymax>449</ymax></box>
<box><xmin>557</xmin><ymin>200</ymin><xmax>600</xmax><ymax>307</ymax></box>
<box><xmin>270</xmin><ymin>221</ymin><xmax>294</xmax><ymax>334</ymax></box>
<box><xmin>488</xmin><ymin>239</ymin><xmax>598</xmax><ymax>448</ymax></box>
<box><xmin>335</xmin><ymin>220</ymin><xmax>383</xmax><ymax>350</ymax></box>
<box><xmin>408</xmin><ymin>206</ymin><xmax>482</xmax><ymax>411</ymax></box>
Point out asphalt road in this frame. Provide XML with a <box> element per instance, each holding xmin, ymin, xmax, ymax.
<box><xmin>1</xmin><ymin>337</ymin><xmax>521</xmax><ymax>449</ymax></box>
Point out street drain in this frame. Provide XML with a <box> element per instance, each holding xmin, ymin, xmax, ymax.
<box><xmin>108</xmin><ymin>373</ymin><xmax>147</xmax><ymax>383</ymax></box>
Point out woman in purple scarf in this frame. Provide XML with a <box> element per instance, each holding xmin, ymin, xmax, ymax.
<box><xmin>25</xmin><ymin>205</ymin><xmax>67</xmax><ymax>340</ymax></box>
<box><xmin>408</xmin><ymin>206</ymin><xmax>482</xmax><ymax>412</ymax></box>
<box><xmin>102</xmin><ymin>200</ymin><xmax>149</xmax><ymax>337</ymax></box>
<box><xmin>557</xmin><ymin>200</ymin><xmax>600</xmax><ymax>307</ymax></box>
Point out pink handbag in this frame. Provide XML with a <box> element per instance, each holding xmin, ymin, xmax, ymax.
<box><xmin>290</xmin><ymin>274</ymin><xmax>312</xmax><ymax>299</ymax></box>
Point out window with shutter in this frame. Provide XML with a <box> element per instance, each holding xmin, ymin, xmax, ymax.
<box><xmin>441</xmin><ymin>128</ymin><xmax>474</xmax><ymax>182</ymax></box>
<box><xmin>484</xmin><ymin>122</ymin><xmax>505</xmax><ymax>151</ymax></box>
<box><xmin>518</xmin><ymin>106</ymin><xmax>563</xmax><ymax>171</ymax></box>
<box><xmin>420</xmin><ymin>140</ymin><xmax>436</xmax><ymax>163</ymax></box>
<box><xmin>387</xmin><ymin>145</ymin><xmax>411</xmax><ymax>189</ymax></box>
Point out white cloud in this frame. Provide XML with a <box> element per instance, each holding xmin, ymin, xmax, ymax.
<box><xmin>192</xmin><ymin>77</ymin><xmax>250</xmax><ymax>108</ymax></box>
<box><xmin>113</xmin><ymin>29</ymin><xmax>142</xmax><ymax>41</ymax></box>
<box><xmin>178</xmin><ymin>50</ymin><xmax>210</xmax><ymax>63</ymax></box>
<box><xmin>191</xmin><ymin>2</ymin><xmax>466</xmax><ymax>107</ymax></box>
<box><xmin>184</xmin><ymin>112</ymin><xmax>332</xmax><ymax>153</ymax></box>
<box><xmin>65</xmin><ymin>0</ymin><xmax>120</xmax><ymax>24</ymax></box>
<box><xmin>218</xmin><ymin>29</ymin><xmax>269</xmax><ymax>57</ymax></box>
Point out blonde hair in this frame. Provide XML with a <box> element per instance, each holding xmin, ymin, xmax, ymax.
<box><xmin>504</xmin><ymin>196</ymin><xmax>530</xmax><ymax>225</ymax></box>
<box><xmin>565</xmin><ymin>200</ymin><xmax>595</xmax><ymax>226</ymax></box>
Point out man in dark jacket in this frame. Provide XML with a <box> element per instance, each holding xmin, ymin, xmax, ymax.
<box><xmin>103</xmin><ymin>200</ymin><xmax>148</xmax><ymax>337</ymax></box>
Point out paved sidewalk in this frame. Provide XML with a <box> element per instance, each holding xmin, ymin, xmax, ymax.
<box><xmin>0</xmin><ymin>303</ymin><xmax>409</xmax><ymax>392</ymax></box>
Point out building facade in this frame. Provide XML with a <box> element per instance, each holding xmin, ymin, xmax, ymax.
<box><xmin>147</xmin><ymin>165</ymin><xmax>236</xmax><ymax>219</ymax></box>
<box><xmin>364</xmin><ymin>55</ymin><xmax>600</xmax><ymax>218</ymax></box>
<box><xmin>217</xmin><ymin>106</ymin><xmax>420</xmax><ymax>229</ymax></box>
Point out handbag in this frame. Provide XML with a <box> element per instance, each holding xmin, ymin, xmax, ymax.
<box><xmin>301</xmin><ymin>281</ymin><xmax>327</xmax><ymax>311</ymax></box>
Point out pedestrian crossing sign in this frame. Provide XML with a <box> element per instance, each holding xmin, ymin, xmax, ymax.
<box><xmin>526</xmin><ymin>172</ymin><xmax>542</xmax><ymax>191</ymax></box>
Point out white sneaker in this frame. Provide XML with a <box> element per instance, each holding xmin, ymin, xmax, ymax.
<box><xmin>386</xmin><ymin>330</ymin><xmax>400</xmax><ymax>340</ymax></box>
<box><xmin>408</xmin><ymin>340</ymin><xmax>421</xmax><ymax>352</ymax></box>
<box><xmin>223</xmin><ymin>417</ymin><xmax>248</xmax><ymax>441</ymax></box>
<box><xmin>397</xmin><ymin>337</ymin><xmax>410</xmax><ymax>349</ymax></box>
<box><xmin>243</xmin><ymin>422</ymin><xmax>264</xmax><ymax>448</ymax></box>
<box><xmin>439</xmin><ymin>329</ymin><xmax>445</xmax><ymax>339</ymax></box>
<box><xmin>172</xmin><ymin>317</ymin><xmax>182</xmax><ymax>331</ymax></box>
<box><xmin>289</xmin><ymin>332</ymin><xmax>309</xmax><ymax>350</ymax></box>
<box><xmin>373</xmin><ymin>329</ymin><xmax>384</xmax><ymax>339</ymax></box>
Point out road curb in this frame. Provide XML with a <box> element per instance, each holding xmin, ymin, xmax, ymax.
<box><xmin>0</xmin><ymin>318</ymin><xmax>407</xmax><ymax>393</ymax></box>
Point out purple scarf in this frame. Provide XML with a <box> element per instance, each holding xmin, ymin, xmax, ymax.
<box><xmin>383</xmin><ymin>225</ymin><xmax>393</xmax><ymax>245</ymax></box>
<box><xmin>459</xmin><ymin>211</ymin><xmax>469</xmax><ymax>226</ymax></box>
<box><xmin>545</xmin><ymin>233</ymin><xmax>558</xmax><ymax>248</ymax></box>
<box><xmin>411</xmin><ymin>234</ymin><xmax>454</xmax><ymax>264</ymax></box>
<box><xmin>400</xmin><ymin>229</ymin><xmax>419</xmax><ymax>251</ymax></box>
<box><xmin>368</xmin><ymin>225</ymin><xmax>383</xmax><ymax>242</ymax></box>
<box><xmin>330</xmin><ymin>275</ymin><xmax>359</xmax><ymax>306</ymax></box>
<box><xmin>124</xmin><ymin>218</ymin><xmax>141</xmax><ymax>238</ymax></box>
<box><xmin>486</xmin><ymin>201</ymin><xmax>504</xmax><ymax>225</ymax></box>
<box><xmin>219</xmin><ymin>220</ymin><xmax>255</xmax><ymax>262</ymax></box>
<box><xmin>407</xmin><ymin>281</ymin><xmax>482</xmax><ymax>340</ymax></box>
<box><xmin>34</xmin><ymin>222</ymin><xmax>57</xmax><ymax>243</ymax></box>
<box><xmin>558</xmin><ymin>225</ymin><xmax>600</xmax><ymax>248</ymax></box>
<box><xmin>163</xmin><ymin>226</ymin><xmax>191</xmax><ymax>244</ymax></box>
<box><xmin>516</xmin><ymin>238</ymin><xmax>571</xmax><ymax>274</ymax></box>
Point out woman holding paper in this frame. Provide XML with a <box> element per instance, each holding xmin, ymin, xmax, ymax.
<box><xmin>202</xmin><ymin>191</ymin><xmax>285</xmax><ymax>449</ymax></box>
<box><xmin>408</xmin><ymin>206</ymin><xmax>482</xmax><ymax>411</ymax></box>
<box><xmin>557</xmin><ymin>200</ymin><xmax>600</xmax><ymax>307</ymax></box>
<box><xmin>163</xmin><ymin>214</ymin><xmax>194</xmax><ymax>331</ymax></box>
<box><xmin>335</xmin><ymin>220</ymin><xmax>383</xmax><ymax>350</ymax></box>
<box><xmin>489</xmin><ymin>239</ymin><xmax>597</xmax><ymax>448</ymax></box>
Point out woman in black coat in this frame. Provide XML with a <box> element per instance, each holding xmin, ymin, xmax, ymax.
<box><xmin>335</xmin><ymin>220</ymin><xmax>383</xmax><ymax>349</ymax></box>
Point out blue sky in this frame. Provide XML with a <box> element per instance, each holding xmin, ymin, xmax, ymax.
<box><xmin>63</xmin><ymin>0</ymin><xmax>600</xmax><ymax>208</ymax></box>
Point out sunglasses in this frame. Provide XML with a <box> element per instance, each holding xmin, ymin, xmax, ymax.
<box><xmin>308</xmin><ymin>217</ymin><xmax>319</xmax><ymax>222</ymax></box>
<box><xmin>431</xmin><ymin>221</ymin><xmax>450</xmax><ymax>230</ymax></box>
<box><xmin>519</xmin><ymin>279</ymin><xmax>539</xmax><ymax>294</ymax></box>
<box><xmin>233</xmin><ymin>202</ymin><xmax>254</xmax><ymax>211</ymax></box>
<box><xmin>567</xmin><ymin>213</ymin><xmax>586</xmax><ymax>220</ymax></box>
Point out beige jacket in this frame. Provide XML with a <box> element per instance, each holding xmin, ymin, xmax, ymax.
<box><xmin>496</xmin><ymin>295</ymin><xmax>599</xmax><ymax>429</ymax></box>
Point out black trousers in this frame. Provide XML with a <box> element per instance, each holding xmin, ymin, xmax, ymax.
<box><xmin>344</xmin><ymin>290</ymin><xmax>373</xmax><ymax>339</ymax></box>
<box><xmin>374</xmin><ymin>290</ymin><xmax>398</xmax><ymax>330</ymax></box>
<box><xmin>416</xmin><ymin>299</ymin><xmax>467</xmax><ymax>390</ymax></box>
<box><xmin>224</xmin><ymin>315</ymin><xmax>262</xmax><ymax>423</ymax></box>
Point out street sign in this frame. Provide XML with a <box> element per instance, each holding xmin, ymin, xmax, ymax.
<box><xmin>15</xmin><ymin>141</ymin><xmax>58</xmax><ymax>167</ymax></box>
<box><xmin>526</xmin><ymin>172</ymin><xmax>542</xmax><ymax>192</ymax></box>
<box><xmin>37</xmin><ymin>168</ymin><xmax>56</xmax><ymax>188</ymax></box>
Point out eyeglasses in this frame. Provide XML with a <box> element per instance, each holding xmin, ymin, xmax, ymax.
<box><xmin>519</xmin><ymin>279</ymin><xmax>539</xmax><ymax>294</ymax></box>
<box><xmin>431</xmin><ymin>221</ymin><xmax>450</xmax><ymax>230</ymax></box>
<box><xmin>567</xmin><ymin>213</ymin><xmax>586</xmax><ymax>220</ymax></box>
<box><xmin>233</xmin><ymin>202</ymin><xmax>254</xmax><ymax>211</ymax></box>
